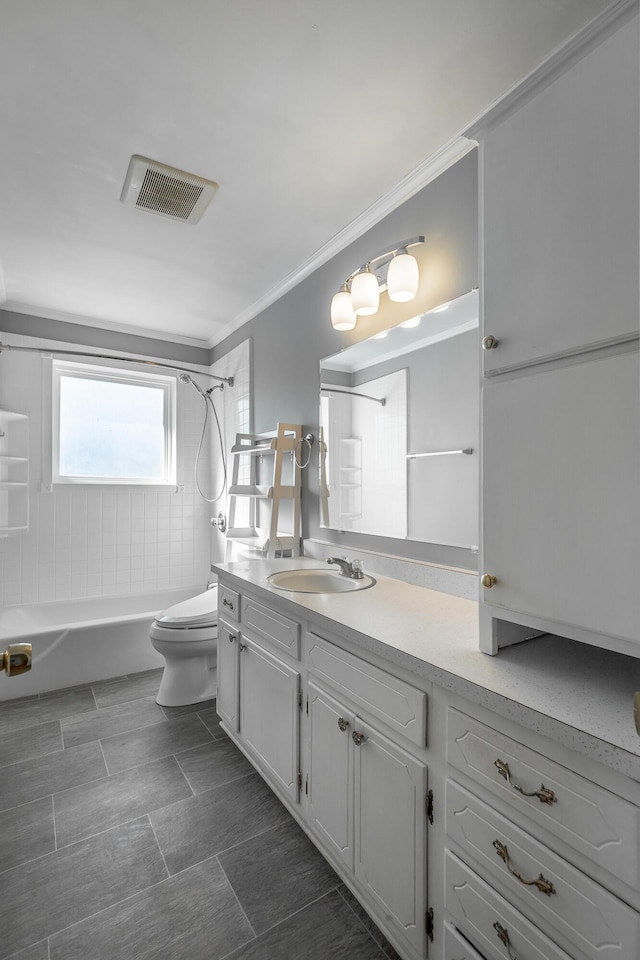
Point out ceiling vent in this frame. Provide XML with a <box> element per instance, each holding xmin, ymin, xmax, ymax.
<box><xmin>120</xmin><ymin>155</ymin><xmax>218</xmax><ymax>224</ymax></box>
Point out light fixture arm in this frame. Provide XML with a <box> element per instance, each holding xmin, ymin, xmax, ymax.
<box><xmin>342</xmin><ymin>235</ymin><xmax>424</xmax><ymax>287</ymax></box>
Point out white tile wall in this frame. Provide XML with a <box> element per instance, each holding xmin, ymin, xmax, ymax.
<box><xmin>0</xmin><ymin>332</ymin><xmax>251</xmax><ymax>607</ymax></box>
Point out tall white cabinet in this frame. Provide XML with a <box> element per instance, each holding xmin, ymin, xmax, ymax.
<box><xmin>473</xmin><ymin>7</ymin><xmax>640</xmax><ymax>657</ymax></box>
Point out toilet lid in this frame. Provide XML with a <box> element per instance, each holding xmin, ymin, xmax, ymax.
<box><xmin>155</xmin><ymin>589</ymin><xmax>218</xmax><ymax>628</ymax></box>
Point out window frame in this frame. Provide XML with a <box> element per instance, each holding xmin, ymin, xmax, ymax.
<box><xmin>51</xmin><ymin>359</ymin><xmax>177</xmax><ymax>486</ymax></box>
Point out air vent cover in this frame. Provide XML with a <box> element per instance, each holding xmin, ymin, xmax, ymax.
<box><xmin>120</xmin><ymin>155</ymin><xmax>218</xmax><ymax>224</ymax></box>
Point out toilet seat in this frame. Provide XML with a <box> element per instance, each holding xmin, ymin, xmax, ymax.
<box><xmin>154</xmin><ymin>589</ymin><xmax>218</xmax><ymax>631</ymax></box>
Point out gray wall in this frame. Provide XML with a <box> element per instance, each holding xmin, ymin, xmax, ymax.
<box><xmin>213</xmin><ymin>149</ymin><xmax>479</xmax><ymax>567</ymax></box>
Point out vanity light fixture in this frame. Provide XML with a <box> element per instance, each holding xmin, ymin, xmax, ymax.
<box><xmin>330</xmin><ymin>236</ymin><xmax>424</xmax><ymax>330</ymax></box>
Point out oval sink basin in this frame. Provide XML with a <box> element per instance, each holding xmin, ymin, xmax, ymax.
<box><xmin>266</xmin><ymin>568</ymin><xmax>376</xmax><ymax>594</ymax></box>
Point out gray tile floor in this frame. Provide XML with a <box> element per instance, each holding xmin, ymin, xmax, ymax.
<box><xmin>0</xmin><ymin>668</ymin><xmax>401</xmax><ymax>960</ymax></box>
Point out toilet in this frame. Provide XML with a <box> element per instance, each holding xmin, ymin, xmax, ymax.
<box><xmin>150</xmin><ymin>587</ymin><xmax>218</xmax><ymax>707</ymax></box>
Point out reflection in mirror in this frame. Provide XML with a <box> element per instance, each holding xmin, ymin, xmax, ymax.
<box><xmin>320</xmin><ymin>290</ymin><xmax>479</xmax><ymax>548</ymax></box>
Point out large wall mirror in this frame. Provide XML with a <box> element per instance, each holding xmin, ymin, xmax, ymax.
<box><xmin>320</xmin><ymin>289</ymin><xmax>479</xmax><ymax>549</ymax></box>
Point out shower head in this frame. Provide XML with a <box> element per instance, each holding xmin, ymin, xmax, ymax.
<box><xmin>179</xmin><ymin>372</ymin><xmax>207</xmax><ymax>397</ymax></box>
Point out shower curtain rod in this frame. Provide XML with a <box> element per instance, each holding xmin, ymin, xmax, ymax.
<box><xmin>320</xmin><ymin>386</ymin><xmax>386</xmax><ymax>406</ymax></box>
<box><xmin>0</xmin><ymin>341</ymin><xmax>234</xmax><ymax>386</ymax></box>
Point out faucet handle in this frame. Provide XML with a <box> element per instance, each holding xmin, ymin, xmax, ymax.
<box><xmin>351</xmin><ymin>559</ymin><xmax>363</xmax><ymax>575</ymax></box>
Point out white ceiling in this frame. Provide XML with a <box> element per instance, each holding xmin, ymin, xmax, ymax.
<box><xmin>0</xmin><ymin>0</ymin><xmax>613</xmax><ymax>347</ymax></box>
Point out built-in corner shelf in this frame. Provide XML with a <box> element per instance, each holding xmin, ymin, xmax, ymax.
<box><xmin>0</xmin><ymin>410</ymin><xmax>29</xmax><ymax>537</ymax></box>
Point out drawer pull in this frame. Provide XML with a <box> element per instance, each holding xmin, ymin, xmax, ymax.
<box><xmin>228</xmin><ymin>634</ymin><xmax>237</xmax><ymax>643</ymax></box>
<box><xmin>223</xmin><ymin>598</ymin><xmax>235</xmax><ymax>612</ymax></box>
<box><xmin>493</xmin><ymin>921</ymin><xmax>518</xmax><ymax>960</ymax></box>
<box><xmin>239</xmin><ymin>642</ymin><xmax>247</xmax><ymax>652</ymax></box>
<box><xmin>352</xmin><ymin>730</ymin><xmax>366</xmax><ymax>745</ymax></box>
<box><xmin>337</xmin><ymin>717</ymin><xmax>349</xmax><ymax>732</ymax></box>
<box><xmin>494</xmin><ymin>758</ymin><xmax>557</xmax><ymax>805</ymax></box>
<box><xmin>492</xmin><ymin>839</ymin><xmax>556</xmax><ymax>896</ymax></box>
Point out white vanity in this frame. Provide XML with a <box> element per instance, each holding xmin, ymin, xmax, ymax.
<box><xmin>213</xmin><ymin>557</ymin><xmax>640</xmax><ymax>960</ymax></box>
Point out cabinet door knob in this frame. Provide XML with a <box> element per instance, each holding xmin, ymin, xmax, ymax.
<box><xmin>482</xmin><ymin>334</ymin><xmax>499</xmax><ymax>350</ymax></box>
<box><xmin>239</xmin><ymin>642</ymin><xmax>247</xmax><ymax>652</ymax></box>
<box><xmin>228</xmin><ymin>634</ymin><xmax>237</xmax><ymax>643</ymax></box>
<box><xmin>481</xmin><ymin>573</ymin><xmax>497</xmax><ymax>589</ymax></box>
<box><xmin>337</xmin><ymin>717</ymin><xmax>349</xmax><ymax>732</ymax></box>
<box><xmin>352</xmin><ymin>730</ymin><xmax>366</xmax><ymax>746</ymax></box>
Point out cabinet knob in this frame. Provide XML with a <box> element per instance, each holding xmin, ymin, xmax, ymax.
<box><xmin>352</xmin><ymin>731</ymin><xmax>366</xmax><ymax>746</ymax></box>
<box><xmin>337</xmin><ymin>717</ymin><xmax>349</xmax><ymax>732</ymax></box>
<box><xmin>228</xmin><ymin>634</ymin><xmax>237</xmax><ymax>643</ymax></box>
<box><xmin>239</xmin><ymin>642</ymin><xmax>247</xmax><ymax>652</ymax></box>
<box><xmin>482</xmin><ymin>334</ymin><xmax>499</xmax><ymax>351</ymax></box>
<box><xmin>481</xmin><ymin>573</ymin><xmax>497</xmax><ymax>589</ymax></box>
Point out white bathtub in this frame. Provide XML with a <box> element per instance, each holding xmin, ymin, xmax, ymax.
<box><xmin>0</xmin><ymin>586</ymin><xmax>205</xmax><ymax>701</ymax></box>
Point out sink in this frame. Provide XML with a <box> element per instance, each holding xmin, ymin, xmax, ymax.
<box><xmin>266</xmin><ymin>568</ymin><xmax>376</xmax><ymax>594</ymax></box>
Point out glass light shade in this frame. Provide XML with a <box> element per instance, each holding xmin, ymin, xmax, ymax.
<box><xmin>330</xmin><ymin>289</ymin><xmax>356</xmax><ymax>331</ymax></box>
<box><xmin>387</xmin><ymin>252</ymin><xmax>419</xmax><ymax>302</ymax></box>
<box><xmin>350</xmin><ymin>269</ymin><xmax>380</xmax><ymax>316</ymax></box>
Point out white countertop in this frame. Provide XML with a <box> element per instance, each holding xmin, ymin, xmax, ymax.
<box><xmin>212</xmin><ymin>558</ymin><xmax>640</xmax><ymax>781</ymax></box>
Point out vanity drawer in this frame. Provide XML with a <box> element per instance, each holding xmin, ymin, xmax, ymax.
<box><xmin>307</xmin><ymin>633</ymin><xmax>426</xmax><ymax>747</ymax></box>
<box><xmin>446</xmin><ymin>779</ymin><xmax>640</xmax><ymax>960</ymax></box>
<box><xmin>447</xmin><ymin>707</ymin><xmax>640</xmax><ymax>889</ymax></box>
<box><xmin>445</xmin><ymin>850</ymin><xmax>574</xmax><ymax>960</ymax></box>
<box><xmin>219</xmin><ymin>585</ymin><xmax>240</xmax><ymax>622</ymax></box>
<box><xmin>241</xmin><ymin>596</ymin><xmax>300</xmax><ymax>660</ymax></box>
<box><xmin>443</xmin><ymin>922</ymin><xmax>486</xmax><ymax>960</ymax></box>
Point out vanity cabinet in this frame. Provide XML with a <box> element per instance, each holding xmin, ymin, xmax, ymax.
<box><xmin>476</xmin><ymin>8</ymin><xmax>640</xmax><ymax>656</ymax></box>
<box><xmin>308</xmin><ymin>678</ymin><xmax>428</xmax><ymax>958</ymax></box>
<box><xmin>218</xmin><ymin>591</ymin><xmax>301</xmax><ymax>804</ymax></box>
<box><xmin>481</xmin><ymin>350</ymin><xmax>640</xmax><ymax>655</ymax></box>
<box><xmin>480</xmin><ymin>14</ymin><xmax>638</xmax><ymax>376</ymax></box>
<box><xmin>216</xmin><ymin>574</ymin><xmax>430</xmax><ymax>960</ymax></box>
<box><xmin>444</xmin><ymin>705</ymin><xmax>640</xmax><ymax>960</ymax></box>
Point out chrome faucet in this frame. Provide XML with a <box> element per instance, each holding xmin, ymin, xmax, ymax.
<box><xmin>327</xmin><ymin>557</ymin><xmax>364</xmax><ymax>579</ymax></box>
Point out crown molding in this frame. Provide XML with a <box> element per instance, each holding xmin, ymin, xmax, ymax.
<box><xmin>207</xmin><ymin>136</ymin><xmax>477</xmax><ymax>348</ymax></box>
<box><xmin>464</xmin><ymin>0</ymin><xmax>638</xmax><ymax>140</ymax></box>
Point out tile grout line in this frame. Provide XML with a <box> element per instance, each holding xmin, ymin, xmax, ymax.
<box><xmin>147</xmin><ymin>812</ymin><xmax>172</xmax><ymax>880</ymax></box>
<box><xmin>215</xmin><ymin>854</ymin><xmax>258</xmax><ymax>943</ymax></box>
<box><xmin>51</xmin><ymin>793</ymin><xmax>58</xmax><ymax>852</ymax></box>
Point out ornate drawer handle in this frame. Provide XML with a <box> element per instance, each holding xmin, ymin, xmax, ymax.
<box><xmin>337</xmin><ymin>717</ymin><xmax>349</xmax><ymax>732</ymax></box>
<box><xmin>494</xmin><ymin>758</ymin><xmax>557</xmax><ymax>805</ymax></box>
<box><xmin>228</xmin><ymin>634</ymin><xmax>237</xmax><ymax>643</ymax></box>
<box><xmin>492</xmin><ymin>839</ymin><xmax>555</xmax><ymax>896</ymax></box>
<box><xmin>223</xmin><ymin>598</ymin><xmax>235</xmax><ymax>611</ymax></box>
<box><xmin>239</xmin><ymin>642</ymin><xmax>247</xmax><ymax>652</ymax></box>
<box><xmin>493</xmin><ymin>921</ymin><xmax>518</xmax><ymax>960</ymax></box>
<box><xmin>352</xmin><ymin>730</ymin><xmax>366</xmax><ymax>745</ymax></box>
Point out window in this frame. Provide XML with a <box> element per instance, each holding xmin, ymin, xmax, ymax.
<box><xmin>52</xmin><ymin>361</ymin><xmax>176</xmax><ymax>484</ymax></box>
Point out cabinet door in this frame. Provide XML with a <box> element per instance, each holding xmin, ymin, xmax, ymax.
<box><xmin>308</xmin><ymin>680</ymin><xmax>355</xmax><ymax>871</ymax></box>
<box><xmin>482</xmin><ymin>351</ymin><xmax>640</xmax><ymax>647</ymax></box>
<box><xmin>482</xmin><ymin>18</ymin><xmax>639</xmax><ymax>374</ymax></box>
<box><xmin>354</xmin><ymin>716</ymin><xmax>428</xmax><ymax>957</ymax></box>
<box><xmin>240</xmin><ymin>635</ymin><xmax>300</xmax><ymax>803</ymax></box>
<box><xmin>217</xmin><ymin>621</ymin><xmax>240</xmax><ymax>732</ymax></box>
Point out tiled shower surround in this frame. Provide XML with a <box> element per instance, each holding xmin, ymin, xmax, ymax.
<box><xmin>0</xmin><ymin>333</ymin><xmax>250</xmax><ymax>606</ymax></box>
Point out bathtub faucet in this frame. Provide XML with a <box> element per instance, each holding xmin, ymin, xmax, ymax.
<box><xmin>327</xmin><ymin>557</ymin><xmax>364</xmax><ymax>580</ymax></box>
<box><xmin>1</xmin><ymin>643</ymin><xmax>32</xmax><ymax>677</ymax></box>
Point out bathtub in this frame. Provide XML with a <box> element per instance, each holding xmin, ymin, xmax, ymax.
<box><xmin>0</xmin><ymin>586</ymin><xmax>207</xmax><ymax>701</ymax></box>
